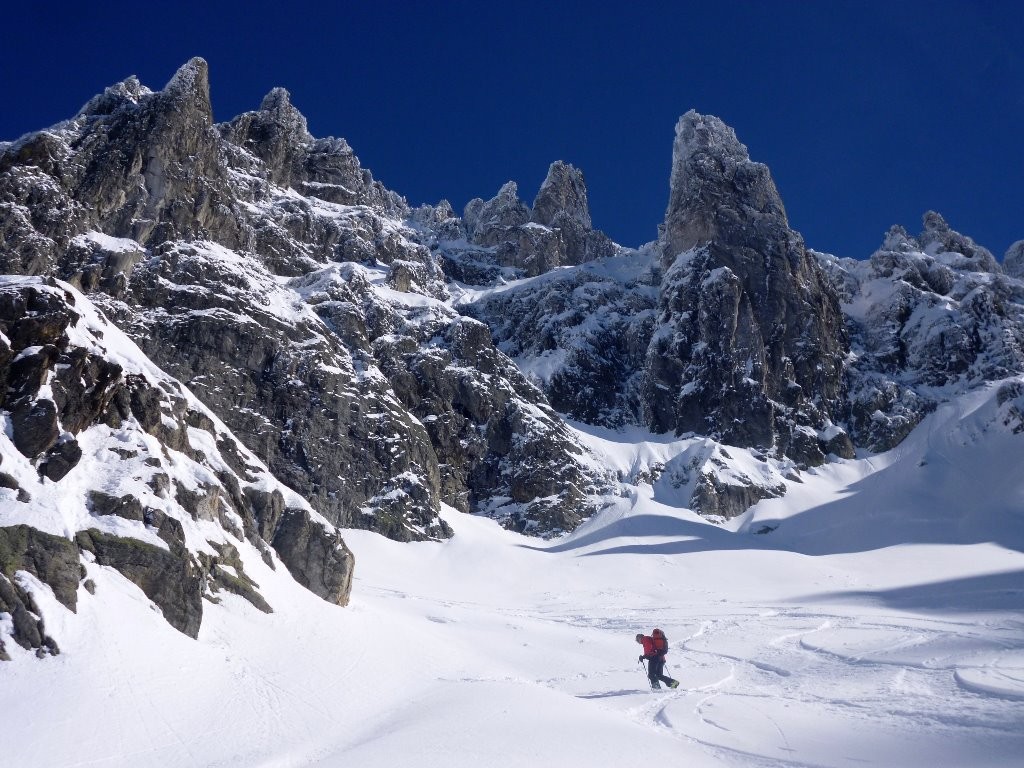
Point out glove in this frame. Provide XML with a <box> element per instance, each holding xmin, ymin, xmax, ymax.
<box><xmin>638</xmin><ymin>655</ymin><xmax>645</xmax><ymax>663</ymax></box>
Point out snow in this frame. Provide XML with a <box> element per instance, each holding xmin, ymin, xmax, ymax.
<box><xmin>2</xmin><ymin>377</ymin><xmax>1023</xmax><ymax>766</ymax></box>
<box><xmin>73</xmin><ymin>231</ymin><xmax>144</xmax><ymax>254</ymax></box>
<box><xmin>1</xmin><ymin>275</ymin><xmax>1022</xmax><ymax>764</ymax></box>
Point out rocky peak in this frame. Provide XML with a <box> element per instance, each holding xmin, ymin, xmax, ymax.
<box><xmin>220</xmin><ymin>86</ymin><xmax>313</xmax><ymax>187</ymax></box>
<box><xmin>1005</xmin><ymin>240</ymin><xmax>1024</xmax><ymax>280</ymax></box>
<box><xmin>531</xmin><ymin>161</ymin><xmax>592</xmax><ymax>229</ymax></box>
<box><xmin>215</xmin><ymin>83</ymin><xmax>406</xmax><ymax>213</ymax></box>
<box><xmin>76</xmin><ymin>76</ymin><xmax>151</xmax><ymax>119</ymax></box>
<box><xmin>822</xmin><ymin>214</ymin><xmax>1024</xmax><ymax>453</ymax></box>
<box><xmin>257</xmin><ymin>87</ymin><xmax>313</xmax><ymax>147</ymax></box>
<box><xmin>919</xmin><ymin>210</ymin><xmax>1000</xmax><ymax>273</ymax></box>
<box><xmin>260</xmin><ymin>88</ymin><xmax>308</xmax><ymax>129</ymax></box>
<box><xmin>158</xmin><ymin>57</ymin><xmax>214</xmax><ymax>127</ymax></box>
<box><xmin>662</xmin><ymin>110</ymin><xmax>787</xmax><ymax>266</ymax></box>
<box><xmin>881</xmin><ymin>224</ymin><xmax>916</xmax><ymax>252</ymax></box>
<box><xmin>646</xmin><ymin>110</ymin><xmax>848</xmax><ymax>464</ymax></box>
<box><xmin>453</xmin><ymin>170</ymin><xmax>614</xmax><ymax>279</ymax></box>
<box><xmin>464</xmin><ymin>181</ymin><xmax>530</xmax><ymax>243</ymax></box>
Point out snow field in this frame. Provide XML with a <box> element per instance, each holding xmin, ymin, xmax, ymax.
<box><xmin>2</xmin><ymin>382</ymin><xmax>1024</xmax><ymax>766</ymax></box>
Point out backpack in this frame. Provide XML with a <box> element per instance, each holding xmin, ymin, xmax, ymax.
<box><xmin>651</xmin><ymin>628</ymin><xmax>668</xmax><ymax>654</ymax></box>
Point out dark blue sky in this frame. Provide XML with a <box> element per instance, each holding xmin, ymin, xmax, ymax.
<box><xmin>1</xmin><ymin>1</ymin><xmax>1021</xmax><ymax>258</ymax></box>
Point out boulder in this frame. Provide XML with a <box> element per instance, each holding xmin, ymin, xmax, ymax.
<box><xmin>75</xmin><ymin>529</ymin><xmax>204</xmax><ymax>638</ymax></box>
<box><xmin>271</xmin><ymin>509</ymin><xmax>354</xmax><ymax>606</ymax></box>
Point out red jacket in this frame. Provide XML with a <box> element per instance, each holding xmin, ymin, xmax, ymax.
<box><xmin>640</xmin><ymin>635</ymin><xmax>664</xmax><ymax>659</ymax></box>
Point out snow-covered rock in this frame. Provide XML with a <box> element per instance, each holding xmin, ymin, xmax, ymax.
<box><xmin>0</xmin><ymin>58</ymin><xmax>1020</xmax><ymax>539</ymax></box>
<box><xmin>0</xmin><ymin>277</ymin><xmax>353</xmax><ymax>657</ymax></box>
<box><xmin>0</xmin><ymin>59</ymin><xmax>605</xmax><ymax>539</ymax></box>
<box><xmin>818</xmin><ymin>216</ymin><xmax>1024</xmax><ymax>451</ymax></box>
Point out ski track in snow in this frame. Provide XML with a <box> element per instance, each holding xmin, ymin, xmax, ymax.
<box><xmin>356</xmin><ymin>573</ymin><xmax>1024</xmax><ymax>766</ymax></box>
<box><xmin>4</xmin><ymin>523</ymin><xmax>1024</xmax><ymax>768</ymax></box>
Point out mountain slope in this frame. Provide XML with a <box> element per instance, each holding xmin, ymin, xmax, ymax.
<box><xmin>1</xmin><ymin>381</ymin><xmax>1021</xmax><ymax>766</ymax></box>
<box><xmin>0</xmin><ymin>277</ymin><xmax>352</xmax><ymax>657</ymax></box>
<box><xmin>0</xmin><ymin>58</ymin><xmax>606</xmax><ymax>539</ymax></box>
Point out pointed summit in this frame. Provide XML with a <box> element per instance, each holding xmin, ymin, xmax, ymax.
<box><xmin>663</xmin><ymin>110</ymin><xmax>786</xmax><ymax>263</ymax></box>
<box><xmin>463</xmin><ymin>181</ymin><xmax>530</xmax><ymax>244</ymax></box>
<box><xmin>919</xmin><ymin>211</ymin><xmax>1000</xmax><ymax>272</ymax></box>
<box><xmin>160</xmin><ymin>57</ymin><xmax>213</xmax><ymax>123</ymax></box>
<box><xmin>220</xmin><ymin>85</ymin><xmax>316</xmax><ymax>186</ymax></box>
<box><xmin>258</xmin><ymin>87</ymin><xmax>312</xmax><ymax>142</ymax></box>
<box><xmin>646</xmin><ymin>111</ymin><xmax>847</xmax><ymax>463</ymax></box>
<box><xmin>76</xmin><ymin>75</ymin><xmax>150</xmax><ymax>118</ymax></box>
<box><xmin>531</xmin><ymin>161</ymin><xmax>591</xmax><ymax>229</ymax></box>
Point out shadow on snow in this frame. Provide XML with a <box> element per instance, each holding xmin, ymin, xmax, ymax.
<box><xmin>799</xmin><ymin>569</ymin><xmax>1024</xmax><ymax>614</ymax></box>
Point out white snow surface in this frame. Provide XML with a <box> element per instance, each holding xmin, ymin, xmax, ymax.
<box><xmin>2</xmin><ymin>382</ymin><xmax>1024</xmax><ymax>766</ymax></box>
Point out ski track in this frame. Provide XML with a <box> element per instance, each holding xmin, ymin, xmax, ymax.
<box><xmin>458</xmin><ymin>597</ymin><xmax>1024</xmax><ymax>765</ymax></box>
<box><xmin>373</xmin><ymin>572</ymin><xmax>1024</xmax><ymax>760</ymax></box>
<box><xmin>139</xmin><ymin>577</ymin><xmax>1024</xmax><ymax>765</ymax></box>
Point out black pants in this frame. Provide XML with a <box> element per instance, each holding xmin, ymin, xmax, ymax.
<box><xmin>647</xmin><ymin>656</ymin><xmax>676</xmax><ymax>688</ymax></box>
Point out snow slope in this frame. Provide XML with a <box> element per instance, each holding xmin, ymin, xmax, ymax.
<box><xmin>2</xmin><ymin>384</ymin><xmax>1023</xmax><ymax>767</ymax></box>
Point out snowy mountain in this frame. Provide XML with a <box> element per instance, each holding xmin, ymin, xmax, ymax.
<box><xmin>1</xmin><ymin>57</ymin><xmax>1023</xmax><ymax>766</ymax></box>
<box><xmin>0</xmin><ymin>58</ymin><xmax>604</xmax><ymax>542</ymax></box>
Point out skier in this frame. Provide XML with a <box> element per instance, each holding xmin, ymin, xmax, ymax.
<box><xmin>636</xmin><ymin>629</ymin><xmax>679</xmax><ymax>690</ymax></box>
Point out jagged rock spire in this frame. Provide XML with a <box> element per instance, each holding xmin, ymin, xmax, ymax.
<box><xmin>259</xmin><ymin>87</ymin><xmax>312</xmax><ymax>142</ymax></box>
<box><xmin>220</xmin><ymin>86</ymin><xmax>312</xmax><ymax>186</ymax></box>
<box><xmin>76</xmin><ymin>76</ymin><xmax>150</xmax><ymax>118</ymax></box>
<box><xmin>646</xmin><ymin>110</ymin><xmax>848</xmax><ymax>463</ymax></box>
<box><xmin>531</xmin><ymin>161</ymin><xmax>591</xmax><ymax>229</ymax></box>
<box><xmin>463</xmin><ymin>181</ymin><xmax>530</xmax><ymax>244</ymax></box>
<box><xmin>663</xmin><ymin>110</ymin><xmax>787</xmax><ymax>265</ymax></box>
<box><xmin>159</xmin><ymin>57</ymin><xmax>214</xmax><ymax>125</ymax></box>
<box><xmin>1006</xmin><ymin>240</ymin><xmax>1024</xmax><ymax>280</ymax></box>
<box><xmin>920</xmin><ymin>211</ymin><xmax>1000</xmax><ymax>272</ymax></box>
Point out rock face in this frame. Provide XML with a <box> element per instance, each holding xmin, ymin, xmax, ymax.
<box><xmin>0</xmin><ymin>278</ymin><xmax>355</xmax><ymax>653</ymax></box>
<box><xmin>649</xmin><ymin>112</ymin><xmax>849</xmax><ymax>464</ymax></box>
<box><xmin>0</xmin><ymin>525</ymin><xmax>82</xmax><ymax>657</ymax></box>
<box><xmin>454</xmin><ymin>162</ymin><xmax>616</xmax><ymax>279</ymax></box>
<box><xmin>818</xmin><ymin>216</ymin><xmax>1024</xmax><ymax>451</ymax></box>
<box><xmin>469</xmin><ymin>112</ymin><xmax>854</xmax><ymax>469</ymax></box>
<box><xmin>219</xmin><ymin>87</ymin><xmax>405</xmax><ymax>212</ymax></box>
<box><xmin>464</xmin><ymin>114</ymin><xmax>1022</xmax><ymax>518</ymax></box>
<box><xmin>1</xmin><ymin>55</ymin><xmax>1020</xmax><ymax>557</ymax></box>
<box><xmin>0</xmin><ymin>59</ymin><xmax>605</xmax><ymax>542</ymax></box>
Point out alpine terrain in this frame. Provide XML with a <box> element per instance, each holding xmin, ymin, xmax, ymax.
<box><xmin>1</xmin><ymin>59</ymin><xmax>1022</xmax><ymax>767</ymax></box>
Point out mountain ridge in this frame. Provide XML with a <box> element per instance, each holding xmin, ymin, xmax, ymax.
<box><xmin>1</xmin><ymin>57</ymin><xmax>1022</xmax><ymax>648</ymax></box>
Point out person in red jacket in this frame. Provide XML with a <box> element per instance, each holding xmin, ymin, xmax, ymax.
<box><xmin>636</xmin><ymin>629</ymin><xmax>679</xmax><ymax>690</ymax></box>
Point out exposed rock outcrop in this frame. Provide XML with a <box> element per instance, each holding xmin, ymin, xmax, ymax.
<box><xmin>818</xmin><ymin>216</ymin><xmax>1024</xmax><ymax>451</ymax></box>
<box><xmin>469</xmin><ymin>112</ymin><xmax>853</xmax><ymax>472</ymax></box>
<box><xmin>0</xmin><ymin>60</ymin><xmax>605</xmax><ymax>541</ymax></box>
<box><xmin>271</xmin><ymin>508</ymin><xmax>354</xmax><ymax>606</ymax></box>
<box><xmin>220</xmin><ymin>87</ymin><xmax>405</xmax><ymax>213</ymax></box>
<box><xmin>0</xmin><ymin>277</ymin><xmax>356</xmax><ymax>651</ymax></box>
<box><xmin>648</xmin><ymin>111</ymin><xmax>849</xmax><ymax>465</ymax></box>
<box><xmin>2</xmin><ymin>58</ymin><xmax>1020</xmax><ymax>544</ymax></box>
<box><xmin>462</xmin><ymin>114</ymin><xmax>1021</xmax><ymax>519</ymax></box>
<box><xmin>454</xmin><ymin>163</ymin><xmax>615</xmax><ymax>278</ymax></box>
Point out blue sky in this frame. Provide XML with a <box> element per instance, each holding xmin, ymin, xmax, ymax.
<box><xmin>1</xmin><ymin>1</ymin><xmax>1020</xmax><ymax>258</ymax></box>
